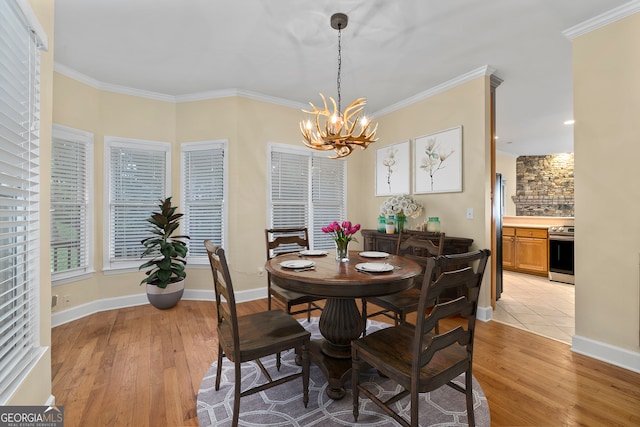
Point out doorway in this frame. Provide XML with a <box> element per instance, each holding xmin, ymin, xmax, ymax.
<box><xmin>494</xmin><ymin>271</ymin><xmax>574</xmax><ymax>344</ymax></box>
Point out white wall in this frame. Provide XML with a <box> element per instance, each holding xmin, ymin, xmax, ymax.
<box><xmin>496</xmin><ymin>152</ymin><xmax>517</xmax><ymax>216</ymax></box>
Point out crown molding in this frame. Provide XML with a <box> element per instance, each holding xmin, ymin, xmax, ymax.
<box><xmin>176</xmin><ymin>88</ymin><xmax>307</xmax><ymax>110</ymax></box>
<box><xmin>54</xmin><ymin>62</ymin><xmax>498</xmax><ymax>114</ymax></box>
<box><xmin>563</xmin><ymin>0</ymin><xmax>640</xmax><ymax>40</ymax></box>
<box><xmin>54</xmin><ymin>62</ymin><xmax>175</xmax><ymax>102</ymax></box>
<box><xmin>55</xmin><ymin>62</ymin><xmax>308</xmax><ymax>109</ymax></box>
<box><xmin>372</xmin><ymin>65</ymin><xmax>498</xmax><ymax>118</ymax></box>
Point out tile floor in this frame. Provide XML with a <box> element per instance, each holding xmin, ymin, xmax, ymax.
<box><xmin>493</xmin><ymin>270</ymin><xmax>575</xmax><ymax>344</ymax></box>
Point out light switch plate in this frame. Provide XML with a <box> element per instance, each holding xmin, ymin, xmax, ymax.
<box><xmin>466</xmin><ymin>208</ymin><xmax>474</xmax><ymax>219</ymax></box>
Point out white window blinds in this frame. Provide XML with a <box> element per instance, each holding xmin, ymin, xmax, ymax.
<box><xmin>0</xmin><ymin>0</ymin><xmax>46</xmax><ymax>401</ymax></box>
<box><xmin>51</xmin><ymin>125</ymin><xmax>93</xmax><ymax>281</ymax></box>
<box><xmin>181</xmin><ymin>141</ymin><xmax>227</xmax><ymax>260</ymax></box>
<box><xmin>270</xmin><ymin>150</ymin><xmax>309</xmax><ymax>229</ymax></box>
<box><xmin>269</xmin><ymin>146</ymin><xmax>346</xmax><ymax>250</ymax></box>
<box><xmin>105</xmin><ymin>138</ymin><xmax>170</xmax><ymax>269</ymax></box>
<box><xmin>310</xmin><ymin>156</ymin><xmax>346</xmax><ymax>249</ymax></box>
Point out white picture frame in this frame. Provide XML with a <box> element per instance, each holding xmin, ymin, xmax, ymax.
<box><xmin>375</xmin><ymin>140</ymin><xmax>410</xmax><ymax>196</ymax></box>
<box><xmin>413</xmin><ymin>126</ymin><xmax>462</xmax><ymax>194</ymax></box>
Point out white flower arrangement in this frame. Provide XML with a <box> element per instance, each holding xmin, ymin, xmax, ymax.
<box><xmin>380</xmin><ymin>194</ymin><xmax>424</xmax><ymax>219</ymax></box>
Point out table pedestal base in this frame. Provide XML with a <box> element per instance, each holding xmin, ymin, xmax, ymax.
<box><xmin>311</xmin><ymin>297</ymin><xmax>365</xmax><ymax>399</ymax></box>
<box><xmin>309</xmin><ymin>339</ymin><xmax>352</xmax><ymax>400</ymax></box>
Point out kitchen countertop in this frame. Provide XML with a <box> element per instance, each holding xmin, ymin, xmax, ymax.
<box><xmin>502</xmin><ymin>224</ymin><xmax>550</xmax><ymax>229</ymax></box>
<box><xmin>502</xmin><ymin>216</ymin><xmax>574</xmax><ymax>229</ymax></box>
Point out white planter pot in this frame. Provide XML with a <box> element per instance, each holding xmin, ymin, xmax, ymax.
<box><xmin>146</xmin><ymin>279</ymin><xmax>185</xmax><ymax>309</ymax></box>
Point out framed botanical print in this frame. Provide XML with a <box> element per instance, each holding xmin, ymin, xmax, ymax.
<box><xmin>413</xmin><ymin>126</ymin><xmax>462</xmax><ymax>194</ymax></box>
<box><xmin>375</xmin><ymin>140</ymin><xmax>410</xmax><ymax>196</ymax></box>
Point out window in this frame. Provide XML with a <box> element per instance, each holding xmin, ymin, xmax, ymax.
<box><xmin>104</xmin><ymin>137</ymin><xmax>170</xmax><ymax>271</ymax></box>
<box><xmin>268</xmin><ymin>144</ymin><xmax>347</xmax><ymax>250</ymax></box>
<box><xmin>0</xmin><ymin>0</ymin><xmax>47</xmax><ymax>401</ymax></box>
<box><xmin>51</xmin><ymin>125</ymin><xmax>93</xmax><ymax>283</ymax></box>
<box><xmin>181</xmin><ymin>141</ymin><xmax>227</xmax><ymax>263</ymax></box>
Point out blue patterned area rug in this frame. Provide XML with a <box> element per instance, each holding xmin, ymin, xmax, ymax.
<box><xmin>197</xmin><ymin>318</ymin><xmax>490</xmax><ymax>426</ymax></box>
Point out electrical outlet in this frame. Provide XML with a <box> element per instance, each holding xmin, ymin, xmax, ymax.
<box><xmin>52</xmin><ymin>295</ymin><xmax>58</xmax><ymax>308</ymax></box>
<box><xmin>63</xmin><ymin>295</ymin><xmax>71</xmax><ymax>307</ymax></box>
<box><xmin>466</xmin><ymin>208</ymin><xmax>474</xmax><ymax>219</ymax></box>
<box><xmin>257</xmin><ymin>267</ymin><xmax>265</xmax><ymax>277</ymax></box>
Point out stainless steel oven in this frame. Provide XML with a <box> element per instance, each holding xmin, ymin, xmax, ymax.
<box><xmin>548</xmin><ymin>226</ymin><xmax>574</xmax><ymax>284</ymax></box>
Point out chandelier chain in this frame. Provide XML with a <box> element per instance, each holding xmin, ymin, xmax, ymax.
<box><xmin>336</xmin><ymin>25</ymin><xmax>342</xmax><ymax>113</ymax></box>
<box><xmin>299</xmin><ymin>12</ymin><xmax>378</xmax><ymax>159</ymax></box>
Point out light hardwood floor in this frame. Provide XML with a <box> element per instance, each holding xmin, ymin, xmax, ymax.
<box><xmin>51</xmin><ymin>300</ymin><xmax>640</xmax><ymax>427</ymax></box>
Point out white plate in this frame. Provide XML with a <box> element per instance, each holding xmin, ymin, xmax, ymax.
<box><xmin>299</xmin><ymin>250</ymin><xmax>328</xmax><ymax>256</ymax></box>
<box><xmin>359</xmin><ymin>251</ymin><xmax>389</xmax><ymax>258</ymax></box>
<box><xmin>280</xmin><ymin>260</ymin><xmax>315</xmax><ymax>269</ymax></box>
<box><xmin>355</xmin><ymin>262</ymin><xmax>394</xmax><ymax>273</ymax></box>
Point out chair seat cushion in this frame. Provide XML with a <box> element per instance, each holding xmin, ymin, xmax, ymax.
<box><xmin>367</xmin><ymin>288</ymin><xmax>421</xmax><ymax>315</ymax></box>
<box><xmin>270</xmin><ymin>283</ymin><xmax>323</xmax><ymax>305</ymax></box>
<box><xmin>218</xmin><ymin>310</ymin><xmax>310</xmax><ymax>362</ymax></box>
<box><xmin>353</xmin><ymin>324</ymin><xmax>469</xmax><ymax>392</ymax></box>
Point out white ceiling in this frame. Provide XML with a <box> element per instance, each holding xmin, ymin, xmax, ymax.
<box><xmin>53</xmin><ymin>0</ymin><xmax>627</xmax><ymax>156</ymax></box>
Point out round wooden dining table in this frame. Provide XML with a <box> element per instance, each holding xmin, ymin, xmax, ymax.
<box><xmin>265</xmin><ymin>250</ymin><xmax>422</xmax><ymax>399</ymax></box>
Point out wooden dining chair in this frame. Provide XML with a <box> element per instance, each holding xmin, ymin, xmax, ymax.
<box><xmin>265</xmin><ymin>227</ymin><xmax>324</xmax><ymax>321</ymax></box>
<box><xmin>204</xmin><ymin>241</ymin><xmax>311</xmax><ymax>427</ymax></box>
<box><xmin>352</xmin><ymin>249</ymin><xmax>490</xmax><ymax>427</ymax></box>
<box><xmin>361</xmin><ymin>232</ymin><xmax>445</xmax><ymax>331</ymax></box>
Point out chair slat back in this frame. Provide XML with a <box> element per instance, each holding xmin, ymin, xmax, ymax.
<box><xmin>205</xmin><ymin>240</ymin><xmax>240</xmax><ymax>357</ymax></box>
<box><xmin>265</xmin><ymin>227</ymin><xmax>310</xmax><ymax>259</ymax></box>
<box><xmin>396</xmin><ymin>232</ymin><xmax>445</xmax><ymax>258</ymax></box>
<box><xmin>413</xmin><ymin>249</ymin><xmax>490</xmax><ymax>375</ymax></box>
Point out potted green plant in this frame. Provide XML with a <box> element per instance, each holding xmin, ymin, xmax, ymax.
<box><xmin>139</xmin><ymin>197</ymin><xmax>190</xmax><ymax>309</ymax></box>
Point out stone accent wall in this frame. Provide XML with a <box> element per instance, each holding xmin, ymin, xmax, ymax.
<box><xmin>513</xmin><ymin>154</ymin><xmax>574</xmax><ymax>216</ymax></box>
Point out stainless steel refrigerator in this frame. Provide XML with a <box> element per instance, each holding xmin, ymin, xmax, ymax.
<box><xmin>495</xmin><ymin>173</ymin><xmax>504</xmax><ymax>300</ymax></box>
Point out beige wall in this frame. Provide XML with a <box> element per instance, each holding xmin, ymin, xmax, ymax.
<box><xmin>573</xmin><ymin>12</ymin><xmax>640</xmax><ymax>355</ymax></box>
<box><xmin>51</xmin><ymin>72</ymin><xmax>494</xmax><ymax>309</ymax></box>
<box><xmin>359</xmin><ymin>76</ymin><xmax>494</xmax><ymax>307</ymax></box>
<box><xmin>52</xmin><ymin>74</ymin><xmax>178</xmax><ymax>306</ymax></box>
<box><xmin>496</xmin><ymin>152</ymin><xmax>517</xmax><ymax>216</ymax></box>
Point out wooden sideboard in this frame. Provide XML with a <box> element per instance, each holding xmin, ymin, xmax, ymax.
<box><xmin>360</xmin><ymin>229</ymin><xmax>473</xmax><ymax>255</ymax></box>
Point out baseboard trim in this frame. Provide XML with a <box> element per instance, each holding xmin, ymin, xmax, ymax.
<box><xmin>477</xmin><ymin>305</ymin><xmax>492</xmax><ymax>322</ymax></box>
<box><xmin>572</xmin><ymin>335</ymin><xmax>640</xmax><ymax>374</ymax></box>
<box><xmin>51</xmin><ymin>287</ymin><xmax>267</xmax><ymax>327</ymax></box>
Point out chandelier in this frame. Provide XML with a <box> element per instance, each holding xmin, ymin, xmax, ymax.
<box><xmin>300</xmin><ymin>13</ymin><xmax>378</xmax><ymax>159</ymax></box>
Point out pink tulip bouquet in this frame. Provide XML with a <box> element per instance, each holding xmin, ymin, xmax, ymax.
<box><xmin>322</xmin><ymin>221</ymin><xmax>360</xmax><ymax>261</ymax></box>
<box><xmin>322</xmin><ymin>221</ymin><xmax>361</xmax><ymax>244</ymax></box>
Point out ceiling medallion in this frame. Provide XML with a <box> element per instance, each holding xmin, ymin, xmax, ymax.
<box><xmin>300</xmin><ymin>13</ymin><xmax>378</xmax><ymax>159</ymax></box>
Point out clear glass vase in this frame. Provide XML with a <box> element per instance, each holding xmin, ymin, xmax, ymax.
<box><xmin>396</xmin><ymin>212</ymin><xmax>406</xmax><ymax>233</ymax></box>
<box><xmin>335</xmin><ymin>239</ymin><xmax>349</xmax><ymax>262</ymax></box>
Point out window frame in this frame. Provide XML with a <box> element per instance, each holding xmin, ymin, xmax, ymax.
<box><xmin>0</xmin><ymin>0</ymin><xmax>48</xmax><ymax>403</ymax></box>
<box><xmin>180</xmin><ymin>140</ymin><xmax>228</xmax><ymax>265</ymax></box>
<box><xmin>267</xmin><ymin>143</ymin><xmax>348</xmax><ymax>250</ymax></box>
<box><xmin>103</xmin><ymin>136</ymin><xmax>171</xmax><ymax>272</ymax></box>
<box><xmin>50</xmin><ymin>124</ymin><xmax>95</xmax><ymax>285</ymax></box>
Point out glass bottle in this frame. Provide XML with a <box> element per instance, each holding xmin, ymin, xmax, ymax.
<box><xmin>396</xmin><ymin>212</ymin><xmax>406</xmax><ymax>234</ymax></box>
<box><xmin>385</xmin><ymin>215</ymin><xmax>396</xmax><ymax>234</ymax></box>
<box><xmin>377</xmin><ymin>214</ymin><xmax>386</xmax><ymax>232</ymax></box>
<box><xmin>426</xmin><ymin>217</ymin><xmax>441</xmax><ymax>232</ymax></box>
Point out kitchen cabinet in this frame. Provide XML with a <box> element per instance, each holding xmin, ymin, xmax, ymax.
<box><xmin>502</xmin><ymin>227</ymin><xmax>516</xmax><ymax>269</ymax></box>
<box><xmin>503</xmin><ymin>227</ymin><xmax>548</xmax><ymax>276</ymax></box>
